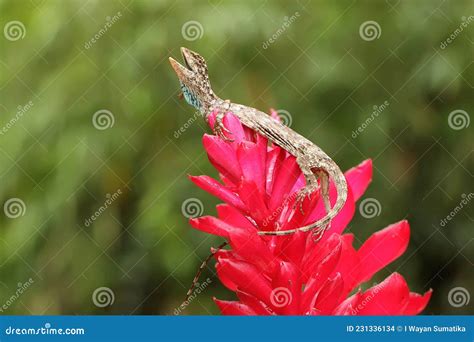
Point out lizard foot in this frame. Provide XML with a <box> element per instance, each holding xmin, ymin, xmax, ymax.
<box><xmin>213</xmin><ymin>112</ymin><xmax>234</xmax><ymax>142</ymax></box>
<box><xmin>294</xmin><ymin>184</ymin><xmax>318</xmax><ymax>215</ymax></box>
<box><xmin>311</xmin><ymin>221</ymin><xmax>330</xmax><ymax>242</ymax></box>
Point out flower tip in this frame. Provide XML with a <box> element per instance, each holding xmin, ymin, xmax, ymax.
<box><xmin>332</xmin><ymin>271</ymin><xmax>342</xmax><ymax>281</ymax></box>
<box><xmin>422</xmin><ymin>288</ymin><xmax>433</xmax><ymax>299</ymax></box>
<box><xmin>202</xmin><ymin>134</ymin><xmax>214</xmax><ymax>144</ymax></box>
<box><xmin>188</xmin><ymin>217</ymin><xmax>200</xmax><ymax>227</ymax></box>
<box><xmin>362</xmin><ymin>158</ymin><xmax>373</xmax><ymax>167</ymax></box>
<box><xmin>394</xmin><ymin>220</ymin><xmax>411</xmax><ymax>238</ymax></box>
<box><xmin>345</xmin><ymin>159</ymin><xmax>374</xmax><ymax>201</ymax></box>
<box><xmin>385</xmin><ymin>272</ymin><xmax>407</xmax><ymax>286</ymax></box>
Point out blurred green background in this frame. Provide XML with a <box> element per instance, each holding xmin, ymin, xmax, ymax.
<box><xmin>0</xmin><ymin>0</ymin><xmax>472</xmax><ymax>315</ymax></box>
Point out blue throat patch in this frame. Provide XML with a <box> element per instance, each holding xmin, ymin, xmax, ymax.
<box><xmin>180</xmin><ymin>82</ymin><xmax>201</xmax><ymax>111</ymax></box>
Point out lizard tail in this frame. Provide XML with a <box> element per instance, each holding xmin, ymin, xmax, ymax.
<box><xmin>258</xmin><ymin>166</ymin><xmax>348</xmax><ymax>236</ymax></box>
<box><xmin>181</xmin><ymin>241</ymin><xmax>228</xmax><ymax>306</ymax></box>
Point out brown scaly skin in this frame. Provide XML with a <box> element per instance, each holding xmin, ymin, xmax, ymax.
<box><xmin>169</xmin><ymin>47</ymin><xmax>348</xmax><ymax>240</ymax></box>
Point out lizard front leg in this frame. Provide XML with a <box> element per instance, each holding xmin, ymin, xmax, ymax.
<box><xmin>310</xmin><ymin>168</ymin><xmax>331</xmax><ymax>241</ymax></box>
<box><xmin>210</xmin><ymin>99</ymin><xmax>234</xmax><ymax>142</ymax></box>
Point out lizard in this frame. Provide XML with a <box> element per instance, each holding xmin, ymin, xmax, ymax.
<box><xmin>169</xmin><ymin>47</ymin><xmax>348</xmax><ymax>239</ymax></box>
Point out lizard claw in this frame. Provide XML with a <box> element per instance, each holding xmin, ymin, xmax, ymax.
<box><xmin>213</xmin><ymin>114</ymin><xmax>234</xmax><ymax>142</ymax></box>
<box><xmin>294</xmin><ymin>186</ymin><xmax>315</xmax><ymax>215</ymax></box>
<box><xmin>213</xmin><ymin>123</ymin><xmax>234</xmax><ymax>142</ymax></box>
<box><xmin>311</xmin><ymin>222</ymin><xmax>330</xmax><ymax>242</ymax></box>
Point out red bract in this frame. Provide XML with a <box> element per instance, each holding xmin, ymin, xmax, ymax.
<box><xmin>189</xmin><ymin>110</ymin><xmax>431</xmax><ymax>315</ymax></box>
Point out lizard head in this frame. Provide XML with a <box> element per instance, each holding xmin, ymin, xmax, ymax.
<box><xmin>169</xmin><ymin>47</ymin><xmax>217</xmax><ymax>113</ymax></box>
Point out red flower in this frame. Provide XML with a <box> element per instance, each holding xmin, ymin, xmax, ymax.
<box><xmin>189</xmin><ymin>110</ymin><xmax>431</xmax><ymax>315</ymax></box>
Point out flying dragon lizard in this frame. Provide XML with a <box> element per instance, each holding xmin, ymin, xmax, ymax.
<box><xmin>170</xmin><ymin>47</ymin><xmax>348</xmax><ymax>238</ymax></box>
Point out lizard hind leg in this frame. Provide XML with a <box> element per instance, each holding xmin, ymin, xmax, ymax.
<box><xmin>311</xmin><ymin>219</ymin><xmax>331</xmax><ymax>242</ymax></box>
<box><xmin>294</xmin><ymin>158</ymin><xmax>319</xmax><ymax>214</ymax></box>
<box><xmin>310</xmin><ymin>168</ymin><xmax>332</xmax><ymax>241</ymax></box>
<box><xmin>314</xmin><ymin>168</ymin><xmax>331</xmax><ymax>214</ymax></box>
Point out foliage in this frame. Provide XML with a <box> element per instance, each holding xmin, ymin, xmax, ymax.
<box><xmin>0</xmin><ymin>0</ymin><xmax>472</xmax><ymax>314</ymax></box>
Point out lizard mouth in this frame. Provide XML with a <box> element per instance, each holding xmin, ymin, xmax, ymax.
<box><xmin>181</xmin><ymin>47</ymin><xmax>193</xmax><ymax>71</ymax></box>
<box><xmin>168</xmin><ymin>47</ymin><xmax>195</xmax><ymax>77</ymax></box>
